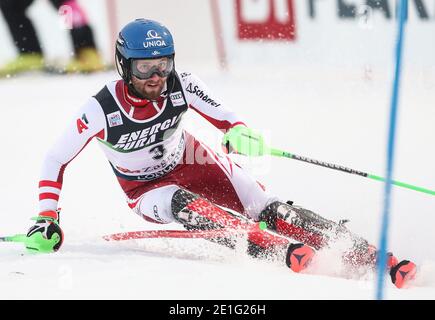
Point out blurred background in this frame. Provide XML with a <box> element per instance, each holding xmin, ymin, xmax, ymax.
<box><xmin>2</xmin><ymin>0</ymin><xmax>435</xmax><ymax>73</ymax></box>
<box><xmin>0</xmin><ymin>0</ymin><xmax>434</xmax><ymax>299</ymax></box>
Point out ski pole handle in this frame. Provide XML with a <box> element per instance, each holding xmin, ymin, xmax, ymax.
<box><xmin>269</xmin><ymin>148</ymin><xmax>435</xmax><ymax>196</ymax></box>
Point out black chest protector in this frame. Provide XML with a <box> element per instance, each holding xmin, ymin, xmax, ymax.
<box><xmin>93</xmin><ymin>72</ymin><xmax>188</xmax><ymax>152</ymax></box>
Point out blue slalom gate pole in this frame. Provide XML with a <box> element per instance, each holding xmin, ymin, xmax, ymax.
<box><xmin>376</xmin><ymin>0</ymin><xmax>408</xmax><ymax>300</ymax></box>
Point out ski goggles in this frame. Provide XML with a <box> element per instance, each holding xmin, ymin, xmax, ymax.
<box><xmin>131</xmin><ymin>57</ymin><xmax>174</xmax><ymax>80</ymax></box>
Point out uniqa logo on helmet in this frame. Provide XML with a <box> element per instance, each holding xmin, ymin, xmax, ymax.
<box><xmin>143</xmin><ymin>29</ymin><xmax>167</xmax><ymax>48</ymax></box>
<box><xmin>143</xmin><ymin>40</ymin><xmax>167</xmax><ymax>48</ymax></box>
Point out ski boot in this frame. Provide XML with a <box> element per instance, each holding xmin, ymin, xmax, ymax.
<box><xmin>259</xmin><ymin>200</ymin><xmax>340</xmax><ymax>250</ymax></box>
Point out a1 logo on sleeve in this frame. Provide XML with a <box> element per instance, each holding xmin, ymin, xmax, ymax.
<box><xmin>76</xmin><ymin>113</ymin><xmax>89</xmax><ymax>134</ymax></box>
<box><xmin>107</xmin><ymin>111</ymin><xmax>123</xmax><ymax>127</ymax></box>
<box><xmin>170</xmin><ymin>91</ymin><xmax>185</xmax><ymax>107</ymax></box>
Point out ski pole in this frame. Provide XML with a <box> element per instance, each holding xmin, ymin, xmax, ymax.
<box><xmin>268</xmin><ymin>147</ymin><xmax>435</xmax><ymax>196</ymax></box>
<box><xmin>0</xmin><ymin>234</ymin><xmax>27</xmax><ymax>243</ymax></box>
<box><xmin>223</xmin><ymin>129</ymin><xmax>435</xmax><ymax>196</ymax></box>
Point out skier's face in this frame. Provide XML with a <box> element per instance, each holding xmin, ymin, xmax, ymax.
<box><xmin>129</xmin><ymin>57</ymin><xmax>173</xmax><ymax>100</ymax></box>
<box><xmin>131</xmin><ymin>73</ymin><xmax>167</xmax><ymax>100</ymax></box>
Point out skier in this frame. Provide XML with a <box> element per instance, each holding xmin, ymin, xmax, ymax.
<box><xmin>25</xmin><ymin>18</ymin><xmax>415</xmax><ymax>288</ymax></box>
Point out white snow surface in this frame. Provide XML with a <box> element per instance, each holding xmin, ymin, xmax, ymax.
<box><xmin>0</xmin><ymin>67</ymin><xmax>434</xmax><ymax>300</ymax></box>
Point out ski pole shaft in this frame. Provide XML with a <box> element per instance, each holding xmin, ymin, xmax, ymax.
<box><xmin>269</xmin><ymin>148</ymin><xmax>435</xmax><ymax>196</ymax></box>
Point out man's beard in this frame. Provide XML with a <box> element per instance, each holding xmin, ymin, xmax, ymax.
<box><xmin>132</xmin><ymin>78</ymin><xmax>166</xmax><ymax>100</ymax></box>
<box><xmin>137</xmin><ymin>83</ymin><xmax>164</xmax><ymax>100</ymax></box>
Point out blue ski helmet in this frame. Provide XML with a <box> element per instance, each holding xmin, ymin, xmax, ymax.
<box><xmin>115</xmin><ymin>19</ymin><xmax>175</xmax><ymax>83</ymax></box>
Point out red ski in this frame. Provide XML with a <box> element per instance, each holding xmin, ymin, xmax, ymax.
<box><xmin>103</xmin><ymin>229</ymin><xmax>242</xmax><ymax>241</ymax></box>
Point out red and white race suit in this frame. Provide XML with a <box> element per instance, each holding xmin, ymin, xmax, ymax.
<box><xmin>38</xmin><ymin>71</ymin><xmax>276</xmax><ymax>223</ymax></box>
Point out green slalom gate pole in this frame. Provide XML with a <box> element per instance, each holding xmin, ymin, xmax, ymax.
<box><xmin>268</xmin><ymin>148</ymin><xmax>434</xmax><ymax>196</ymax></box>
